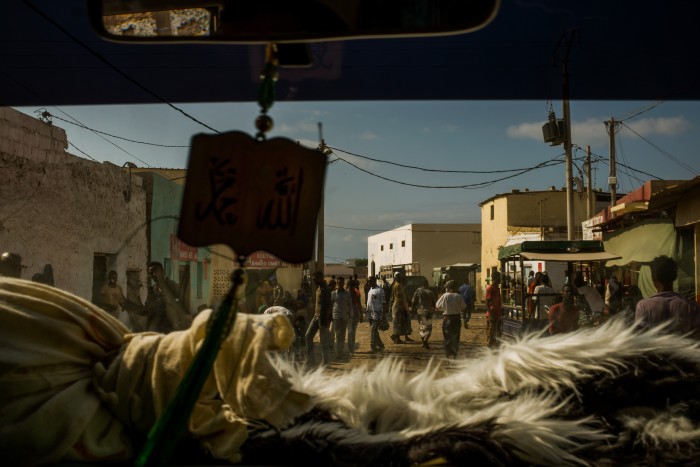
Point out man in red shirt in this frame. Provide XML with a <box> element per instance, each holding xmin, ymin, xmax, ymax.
<box><xmin>548</xmin><ymin>285</ymin><xmax>579</xmax><ymax>335</ymax></box>
<box><xmin>485</xmin><ymin>272</ymin><xmax>502</xmax><ymax>348</ymax></box>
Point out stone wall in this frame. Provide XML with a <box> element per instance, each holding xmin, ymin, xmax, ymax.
<box><xmin>0</xmin><ymin>107</ymin><xmax>148</xmax><ymax>301</ymax></box>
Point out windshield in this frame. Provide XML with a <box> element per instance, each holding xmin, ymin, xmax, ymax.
<box><xmin>3</xmin><ymin>1</ymin><xmax>700</xmax><ymax>466</ymax></box>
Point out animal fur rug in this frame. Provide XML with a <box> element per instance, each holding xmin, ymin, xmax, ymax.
<box><xmin>238</xmin><ymin>319</ymin><xmax>700</xmax><ymax>467</ymax></box>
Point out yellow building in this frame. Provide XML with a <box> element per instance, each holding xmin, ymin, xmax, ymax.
<box><xmin>479</xmin><ymin>187</ymin><xmax>615</xmax><ymax>286</ymax></box>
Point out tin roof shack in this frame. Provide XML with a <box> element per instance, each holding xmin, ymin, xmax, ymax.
<box><xmin>589</xmin><ymin>178</ymin><xmax>700</xmax><ymax>302</ymax></box>
<box><xmin>498</xmin><ymin>240</ymin><xmax>620</xmax><ymax>339</ymax></box>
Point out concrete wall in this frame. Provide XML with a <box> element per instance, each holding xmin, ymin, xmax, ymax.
<box><xmin>0</xmin><ymin>107</ymin><xmax>148</xmax><ymax>300</ymax></box>
<box><xmin>367</xmin><ymin>223</ymin><xmax>481</xmax><ymax>279</ymax></box>
<box><xmin>480</xmin><ymin>196</ymin><xmax>511</xmax><ymax>281</ymax></box>
<box><xmin>412</xmin><ymin>224</ymin><xmax>481</xmax><ymax>277</ymax></box>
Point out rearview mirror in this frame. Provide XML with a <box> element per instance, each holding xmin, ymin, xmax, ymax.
<box><xmin>90</xmin><ymin>0</ymin><xmax>500</xmax><ymax>43</ymax></box>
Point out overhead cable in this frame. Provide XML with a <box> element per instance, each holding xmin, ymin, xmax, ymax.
<box><xmin>330</xmin><ymin>146</ymin><xmax>564</xmax><ymax>174</ymax></box>
<box><xmin>22</xmin><ymin>0</ymin><xmax>221</xmax><ymax>134</ymax></box>
<box><xmin>331</xmin><ymin>153</ymin><xmax>563</xmax><ymax>189</ymax></box>
<box><xmin>619</xmin><ymin>122</ymin><xmax>698</xmax><ymax>175</ymax></box>
<box><xmin>44</xmin><ymin>112</ymin><xmax>189</xmax><ymax>148</ymax></box>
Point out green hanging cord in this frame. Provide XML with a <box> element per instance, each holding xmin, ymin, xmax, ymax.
<box><xmin>255</xmin><ymin>43</ymin><xmax>278</xmax><ymax>141</ymax></box>
<box><xmin>134</xmin><ymin>264</ymin><xmax>246</xmax><ymax>467</ymax></box>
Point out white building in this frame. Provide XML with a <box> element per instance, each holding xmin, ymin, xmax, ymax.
<box><xmin>367</xmin><ymin>223</ymin><xmax>481</xmax><ymax>280</ymax></box>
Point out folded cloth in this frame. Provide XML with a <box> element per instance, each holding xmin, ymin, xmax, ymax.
<box><xmin>0</xmin><ymin>278</ymin><xmax>311</xmax><ymax>465</ymax></box>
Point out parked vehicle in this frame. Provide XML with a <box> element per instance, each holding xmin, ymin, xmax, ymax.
<box><xmin>432</xmin><ymin>264</ymin><xmax>479</xmax><ymax>294</ymax></box>
<box><xmin>497</xmin><ymin>240</ymin><xmax>620</xmax><ymax>339</ymax></box>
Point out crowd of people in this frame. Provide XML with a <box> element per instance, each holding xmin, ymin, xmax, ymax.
<box><xmin>3</xmin><ymin>251</ymin><xmax>699</xmax><ymax>364</ymax></box>
<box><xmin>485</xmin><ymin>255</ymin><xmax>700</xmax><ymax>346</ymax></box>
<box><xmin>287</xmin><ymin>270</ymin><xmax>479</xmax><ymax>365</ymax></box>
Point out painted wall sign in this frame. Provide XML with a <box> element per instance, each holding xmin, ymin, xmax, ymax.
<box><xmin>246</xmin><ymin>251</ymin><xmax>302</xmax><ymax>269</ymax></box>
<box><xmin>170</xmin><ymin>234</ymin><xmax>198</xmax><ymax>261</ymax></box>
<box><xmin>178</xmin><ymin>131</ymin><xmax>327</xmax><ymax>264</ymax></box>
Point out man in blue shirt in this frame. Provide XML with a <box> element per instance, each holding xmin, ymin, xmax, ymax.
<box><xmin>458</xmin><ymin>278</ymin><xmax>475</xmax><ymax>328</ymax></box>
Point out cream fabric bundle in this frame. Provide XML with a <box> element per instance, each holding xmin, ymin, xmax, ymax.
<box><xmin>0</xmin><ymin>278</ymin><xmax>310</xmax><ymax>465</ymax></box>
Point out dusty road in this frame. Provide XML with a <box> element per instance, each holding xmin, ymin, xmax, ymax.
<box><xmin>309</xmin><ymin>312</ymin><xmax>490</xmax><ymax>375</ymax></box>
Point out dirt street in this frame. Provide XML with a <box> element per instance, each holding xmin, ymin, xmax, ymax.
<box><xmin>310</xmin><ymin>312</ymin><xmax>490</xmax><ymax>375</ymax></box>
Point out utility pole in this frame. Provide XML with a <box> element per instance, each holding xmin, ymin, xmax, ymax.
<box><xmin>558</xmin><ymin>30</ymin><xmax>578</xmax><ymax>241</ymax></box>
<box><xmin>563</xmin><ymin>70</ymin><xmax>574</xmax><ymax>240</ymax></box>
<box><xmin>607</xmin><ymin>117</ymin><xmax>618</xmax><ymax>211</ymax></box>
<box><xmin>316</xmin><ymin>122</ymin><xmax>326</xmax><ymax>276</ymax></box>
<box><xmin>586</xmin><ymin>145</ymin><xmax>593</xmax><ymax>218</ymax></box>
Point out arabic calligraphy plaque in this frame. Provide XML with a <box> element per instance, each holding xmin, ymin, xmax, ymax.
<box><xmin>178</xmin><ymin>131</ymin><xmax>327</xmax><ymax>264</ymax></box>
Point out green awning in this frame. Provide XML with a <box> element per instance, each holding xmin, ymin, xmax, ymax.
<box><xmin>603</xmin><ymin>219</ymin><xmax>676</xmax><ymax>267</ymax></box>
<box><xmin>603</xmin><ymin>219</ymin><xmax>689</xmax><ymax>299</ymax></box>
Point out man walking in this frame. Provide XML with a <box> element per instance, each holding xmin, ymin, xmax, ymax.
<box><xmin>436</xmin><ymin>280</ymin><xmax>466</xmax><ymax>358</ymax></box>
<box><xmin>305</xmin><ymin>271</ymin><xmax>332</xmax><ymax>366</ymax></box>
<box><xmin>144</xmin><ymin>261</ymin><xmax>191</xmax><ymax>332</ymax></box>
<box><xmin>331</xmin><ymin>276</ymin><xmax>353</xmax><ymax>359</ymax></box>
<box><xmin>411</xmin><ymin>277</ymin><xmax>436</xmax><ymax>349</ymax></box>
<box><xmin>366</xmin><ymin>276</ymin><xmax>386</xmax><ymax>354</ymax></box>
<box><xmin>390</xmin><ymin>272</ymin><xmax>412</xmax><ymax>344</ymax></box>
<box><xmin>347</xmin><ymin>277</ymin><xmax>363</xmax><ymax>356</ymax></box>
<box><xmin>485</xmin><ymin>272</ymin><xmax>503</xmax><ymax>348</ymax></box>
<box><xmin>458</xmin><ymin>277</ymin><xmax>475</xmax><ymax>328</ymax></box>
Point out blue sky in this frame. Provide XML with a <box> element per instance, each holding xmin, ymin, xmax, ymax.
<box><xmin>15</xmin><ymin>99</ymin><xmax>700</xmax><ymax>262</ymax></box>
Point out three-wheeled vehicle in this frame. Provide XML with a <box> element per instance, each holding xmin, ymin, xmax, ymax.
<box><xmin>497</xmin><ymin>240</ymin><xmax>621</xmax><ymax>339</ymax></box>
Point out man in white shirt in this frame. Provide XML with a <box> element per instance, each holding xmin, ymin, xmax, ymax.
<box><xmin>574</xmin><ymin>275</ymin><xmax>606</xmax><ymax>317</ymax></box>
<box><xmin>435</xmin><ymin>280</ymin><xmax>466</xmax><ymax>358</ymax></box>
<box><xmin>366</xmin><ymin>276</ymin><xmax>386</xmax><ymax>354</ymax></box>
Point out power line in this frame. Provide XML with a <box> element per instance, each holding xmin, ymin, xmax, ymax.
<box><xmin>325</xmin><ymin>224</ymin><xmax>481</xmax><ymax>233</ymax></box>
<box><xmin>22</xmin><ymin>0</ymin><xmax>221</xmax><ymax>134</ymax></box>
<box><xmin>619</xmin><ymin>121</ymin><xmax>698</xmax><ymax>175</ymax></box>
<box><xmin>616</xmin><ymin>100</ymin><xmax>666</xmax><ymax>121</ymax></box>
<box><xmin>42</xmin><ymin>112</ymin><xmax>189</xmax><ymax>148</ymax></box>
<box><xmin>589</xmin><ymin>151</ymin><xmax>661</xmax><ymax>181</ymax></box>
<box><xmin>34</xmin><ymin>107</ymin><xmax>152</xmax><ymax>167</ymax></box>
<box><xmin>330</xmin><ymin>146</ymin><xmax>563</xmax><ymax>174</ymax></box>
<box><xmin>331</xmin><ymin>153</ymin><xmax>563</xmax><ymax>189</ymax></box>
<box><xmin>67</xmin><ymin>141</ymin><xmax>100</xmax><ymax>163</ymax></box>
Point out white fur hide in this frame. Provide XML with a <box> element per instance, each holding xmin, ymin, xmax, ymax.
<box><xmin>264</xmin><ymin>318</ymin><xmax>700</xmax><ymax>466</ymax></box>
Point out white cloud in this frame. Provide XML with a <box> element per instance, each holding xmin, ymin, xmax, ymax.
<box><xmin>507</xmin><ymin>115</ymin><xmax>692</xmax><ymax>147</ymax></box>
<box><xmin>506</xmin><ymin>121</ymin><xmax>545</xmax><ymax>140</ymax></box>
<box><xmin>572</xmin><ymin>118</ymin><xmax>609</xmax><ymax>146</ymax></box>
<box><xmin>625</xmin><ymin>116</ymin><xmax>691</xmax><ymax>137</ymax></box>
<box><xmin>359</xmin><ymin>131</ymin><xmax>379</xmax><ymax>140</ymax></box>
<box><xmin>277</xmin><ymin>120</ymin><xmax>318</xmax><ymax>134</ymax></box>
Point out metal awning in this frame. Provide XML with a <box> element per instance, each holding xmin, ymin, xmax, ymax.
<box><xmin>519</xmin><ymin>251</ymin><xmax>621</xmax><ymax>262</ymax></box>
<box><xmin>498</xmin><ymin>240</ymin><xmax>621</xmax><ymax>262</ymax></box>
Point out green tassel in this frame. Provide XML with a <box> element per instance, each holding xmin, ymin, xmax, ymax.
<box><xmin>134</xmin><ymin>268</ymin><xmax>244</xmax><ymax>467</ymax></box>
